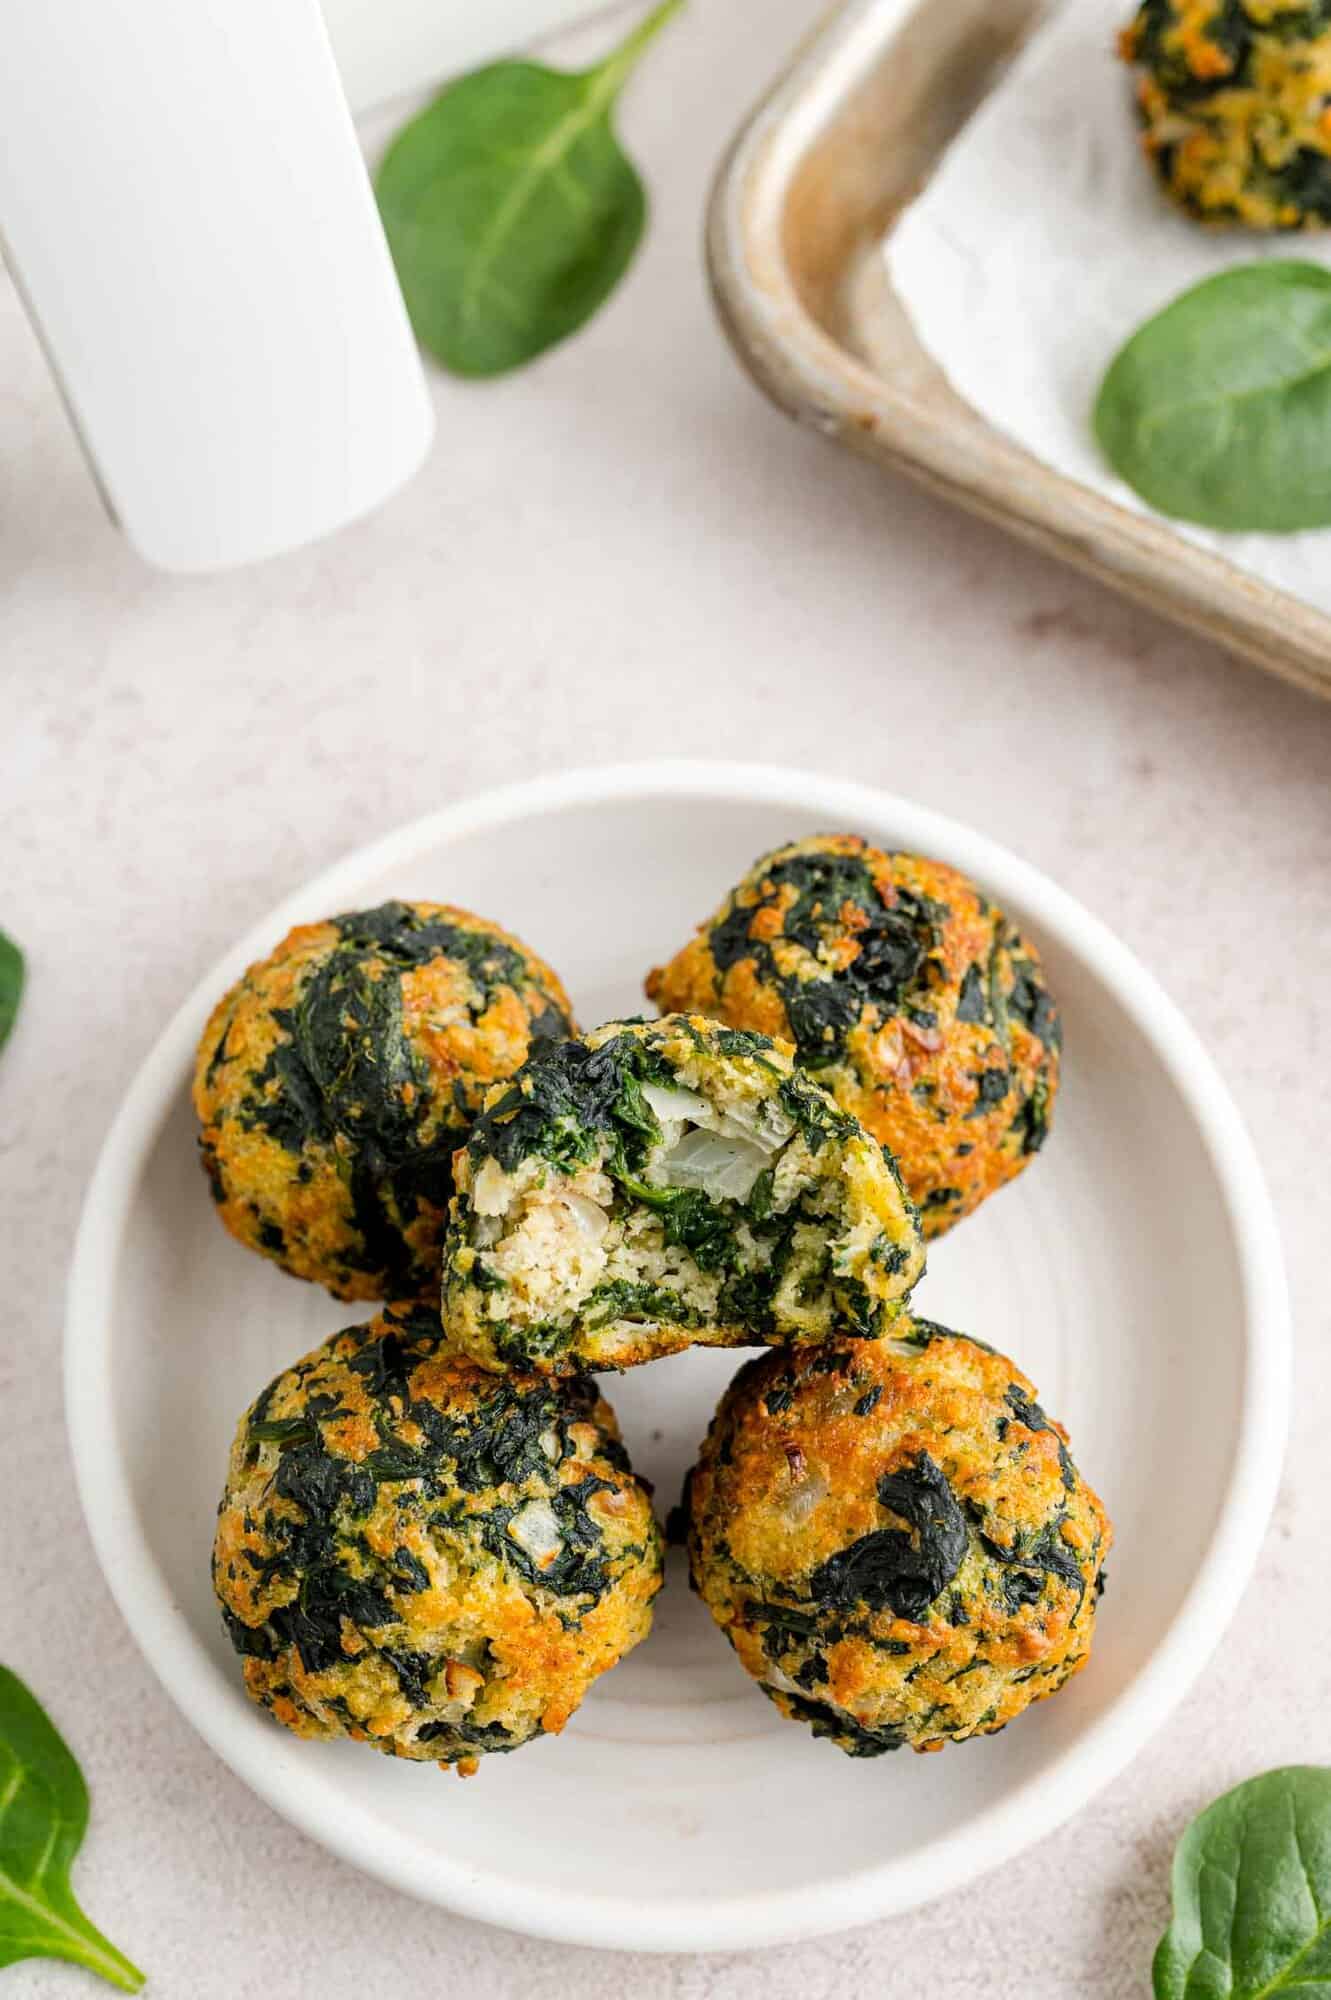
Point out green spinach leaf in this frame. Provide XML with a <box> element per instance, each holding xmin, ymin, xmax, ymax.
<box><xmin>376</xmin><ymin>0</ymin><xmax>682</xmax><ymax>377</ymax></box>
<box><xmin>1095</xmin><ymin>262</ymin><xmax>1331</xmax><ymax>531</ymax></box>
<box><xmin>0</xmin><ymin>1666</ymin><xmax>144</xmax><ymax>1991</ymax></box>
<box><xmin>0</xmin><ymin>931</ymin><xmax>23</xmax><ymax>1055</ymax></box>
<box><xmin>1154</xmin><ymin>1766</ymin><xmax>1331</xmax><ymax>1998</ymax></box>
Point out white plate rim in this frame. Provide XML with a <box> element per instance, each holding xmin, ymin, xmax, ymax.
<box><xmin>64</xmin><ymin>757</ymin><xmax>1290</xmax><ymax>1954</ymax></box>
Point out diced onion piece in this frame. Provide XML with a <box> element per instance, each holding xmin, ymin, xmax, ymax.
<box><xmin>444</xmin><ymin>1660</ymin><xmax>483</xmax><ymax>1703</ymax></box>
<box><xmin>558</xmin><ymin>1191</ymin><xmax>609</xmax><ymax>1241</ymax></box>
<box><xmin>660</xmin><ymin>1127</ymin><xmax>770</xmax><ymax>1203</ymax></box>
<box><xmin>471</xmin><ymin>1157</ymin><xmax>513</xmax><ymax>1218</ymax></box>
<box><xmin>506</xmin><ymin>1500</ymin><xmax>563</xmax><ymax>1570</ymax></box>
<box><xmin>782</xmin><ymin>1469</ymin><xmax>829</xmax><ymax>1526</ymax></box>
<box><xmin>642</xmin><ymin>1080</ymin><xmax>711</xmax><ymax>1127</ymax></box>
<box><xmin>718</xmin><ymin>1098</ymin><xmax>794</xmax><ymax>1150</ymax></box>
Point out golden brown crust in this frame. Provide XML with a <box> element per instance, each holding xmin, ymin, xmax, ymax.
<box><xmin>193</xmin><ymin>900</ymin><xmax>575</xmax><ymax>1301</ymax></box>
<box><xmin>213</xmin><ymin>1302</ymin><xmax>662</xmax><ymax>1771</ymax></box>
<box><xmin>647</xmin><ymin>838</ymin><xmax>1059</xmax><ymax>1238</ymax></box>
<box><xmin>685</xmin><ymin>1317</ymin><xmax>1110</xmax><ymax>1756</ymax></box>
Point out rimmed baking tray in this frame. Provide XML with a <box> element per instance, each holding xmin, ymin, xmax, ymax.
<box><xmin>706</xmin><ymin>0</ymin><xmax>1331</xmax><ymax>700</ymax></box>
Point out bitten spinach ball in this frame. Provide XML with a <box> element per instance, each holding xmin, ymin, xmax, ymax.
<box><xmin>646</xmin><ymin>837</ymin><xmax>1059</xmax><ymax>1239</ymax></box>
<box><xmin>684</xmin><ymin>1317</ymin><xmax>1110</xmax><ymax>1757</ymax></box>
<box><xmin>1120</xmin><ymin>0</ymin><xmax>1331</xmax><ymax>227</ymax></box>
<box><xmin>213</xmin><ymin>1303</ymin><xmax>662</xmax><ymax>1774</ymax></box>
<box><xmin>193</xmin><ymin>900</ymin><xmax>575</xmax><ymax>1301</ymax></box>
<box><xmin>441</xmin><ymin>1014</ymin><xmax>925</xmax><ymax>1376</ymax></box>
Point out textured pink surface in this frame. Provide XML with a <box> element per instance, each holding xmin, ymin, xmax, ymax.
<box><xmin>0</xmin><ymin>1</ymin><xmax>1327</xmax><ymax>1989</ymax></box>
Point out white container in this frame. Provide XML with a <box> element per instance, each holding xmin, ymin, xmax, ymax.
<box><xmin>0</xmin><ymin>0</ymin><xmax>435</xmax><ymax>572</ymax></box>
<box><xmin>323</xmin><ymin>0</ymin><xmax>608</xmax><ymax>114</ymax></box>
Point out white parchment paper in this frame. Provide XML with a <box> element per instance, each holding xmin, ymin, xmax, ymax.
<box><xmin>886</xmin><ymin>0</ymin><xmax>1331</xmax><ymax>613</ymax></box>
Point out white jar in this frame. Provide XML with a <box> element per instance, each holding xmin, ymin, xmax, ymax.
<box><xmin>0</xmin><ymin>0</ymin><xmax>435</xmax><ymax>572</ymax></box>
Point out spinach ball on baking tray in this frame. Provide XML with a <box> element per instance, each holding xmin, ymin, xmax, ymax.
<box><xmin>441</xmin><ymin>1014</ymin><xmax>925</xmax><ymax>1375</ymax></box>
<box><xmin>193</xmin><ymin>900</ymin><xmax>575</xmax><ymax>1302</ymax></box>
<box><xmin>646</xmin><ymin>836</ymin><xmax>1059</xmax><ymax>1239</ymax></box>
<box><xmin>1120</xmin><ymin>0</ymin><xmax>1331</xmax><ymax>227</ymax></box>
<box><xmin>683</xmin><ymin>1315</ymin><xmax>1110</xmax><ymax>1757</ymax></box>
<box><xmin>213</xmin><ymin>1303</ymin><xmax>662</xmax><ymax>1774</ymax></box>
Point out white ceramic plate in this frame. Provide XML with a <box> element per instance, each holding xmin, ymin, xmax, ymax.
<box><xmin>65</xmin><ymin>761</ymin><xmax>1289</xmax><ymax>1953</ymax></box>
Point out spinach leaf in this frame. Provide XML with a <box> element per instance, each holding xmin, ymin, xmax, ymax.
<box><xmin>470</xmin><ymin>1032</ymin><xmax>654</xmax><ymax>1177</ymax></box>
<box><xmin>0</xmin><ymin>931</ymin><xmax>23</xmax><ymax>1055</ymax></box>
<box><xmin>1154</xmin><ymin>1766</ymin><xmax>1331</xmax><ymax>1998</ymax></box>
<box><xmin>248</xmin><ymin>1417</ymin><xmax>315</xmax><ymax>1448</ymax></box>
<box><xmin>375</xmin><ymin>0</ymin><xmax>683</xmax><ymax>377</ymax></box>
<box><xmin>615</xmin><ymin>1174</ymin><xmax>737</xmax><ymax>1271</ymax></box>
<box><xmin>809</xmin><ymin>1453</ymin><xmax>967</xmax><ymax>1622</ymax></box>
<box><xmin>1095</xmin><ymin>263</ymin><xmax>1331</xmax><ymax>531</ymax></box>
<box><xmin>0</xmin><ymin>1666</ymin><xmax>144</xmax><ymax>1990</ymax></box>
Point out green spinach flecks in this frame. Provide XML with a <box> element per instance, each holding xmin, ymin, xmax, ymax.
<box><xmin>981</xmin><ymin>1518</ymin><xmax>1087</xmax><ymax>1613</ymax></box>
<box><xmin>615</xmin><ymin>1176</ymin><xmax>738</xmax><ymax>1272</ymax></box>
<box><xmin>248</xmin><ymin>1417</ymin><xmax>316</xmax><ymax>1449</ymax></box>
<box><xmin>580</xmin><ymin>1279</ymin><xmax>697</xmax><ymax>1329</ymax></box>
<box><xmin>967</xmin><ymin>1067</ymin><xmax>1012</xmax><ymax>1116</ymax></box>
<box><xmin>955</xmin><ymin>963</ymin><xmax>988</xmax><ymax>1024</ymax></box>
<box><xmin>470</xmin><ymin>1032</ymin><xmax>662</xmax><ymax>1177</ymax></box>
<box><xmin>485</xmin><ymin>1476</ymin><xmax>617</xmax><ymax>1600</ymax></box>
<box><xmin>706</xmin><ymin>847</ymin><xmax>948</xmax><ymax>1068</ymax></box>
<box><xmin>776</xmin><ymin>1691</ymin><xmax>906</xmax><ymax>1757</ymax></box>
<box><xmin>417</xmin><ymin>1717</ymin><xmax>522</xmax><ymax>1753</ymax></box>
<box><xmin>1003</xmin><ymin>1383</ymin><xmax>1076</xmax><ymax>1491</ymax></box>
<box><xmin>1006</xmin><ymin>959</ymin><xmax>1060</xmax><ymax>1047</ymax></box>
<box><xmin>777</xmin><ymin>1073</ymin><xmax>859</xmax><ymax>1151</ymax></box>
<box><xmin>810</xmin><ymin>1452</ymin><xmax>967</xmax><ymax>1621</ymax></box>
<box><xmin>713</xmin><ymin>1027</ymin><xmax>781</xmax><ymax>1068</ymax></box>
<box><xmin>1009</xmin><ymin>1074</ymin><xmax>1052</xmax><ymax>1155</ymax></box>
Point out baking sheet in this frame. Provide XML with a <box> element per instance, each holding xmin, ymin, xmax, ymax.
<box><xmin>886</xmin><ymin>0</ymin><xmax>1331</xmax><ymax>617</ymax></box>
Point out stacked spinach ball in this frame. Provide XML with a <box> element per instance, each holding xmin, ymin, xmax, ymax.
<box><xmin>202</xmin><ymin>849</ymin><xmax>1110</xmax><ymax>1775</ymax></box>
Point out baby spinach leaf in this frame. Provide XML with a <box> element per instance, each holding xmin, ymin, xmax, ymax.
<box><xmin>1095</xmin><ymin>263</ymin><xmax>1331</xmax><ymax>531</ymax></box>
<box><xmin>1154</xmin><ymin>1766</ymin><xmax>1331</xmax><ymax>1998</ymax></box>
<box><xmin>0</xmin><ymin>931</ymin><xmax>23</xmax><ymax>1055</ymax></box>
<box><xmin>376</xmin><ymin>0</ymin><xmax>683</xmax><ymax>377</ymax></box>
<box><xmin>0</xmin><ymin>1666</ymin><xmax>144</xmax><ymax>1991</ymax></box>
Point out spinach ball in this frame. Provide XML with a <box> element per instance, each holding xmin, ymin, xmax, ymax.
<box><xmin>441</xmin><ymin>1014</ymin><xmax>925</xmax><ymax>1375</ymax></box>
<box><xmin>193</xmin><ymin>900</ymin><xmax>575</xmax><ymax>1301</ymax></box>
<box><xmin>683</xmin><ymin>1316</ymin><xmax>1110</xmax><ymax>1757</ymax></box>
<box><xmin>646</xmin><ymin>837</ymin><xmax>1059</xmax><ymax>1239</ymax></box>
<box><xmin>213</xmin><ymin>1303</ymin><xmax>662</xmax><ymax>1774</ymax></box>
<box><xmin>1120</xmin><ymin>0</ymin><xmax>1331</xmax><ymax>227</ymax></box>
